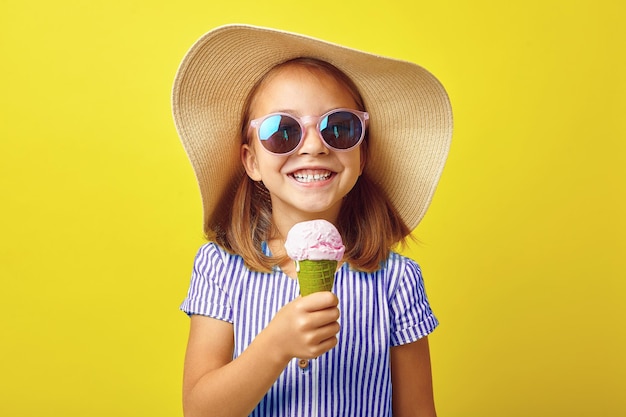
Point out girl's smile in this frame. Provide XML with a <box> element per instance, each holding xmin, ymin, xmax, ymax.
<box><xmin>289</xmin><ymin>169</ymin><xmax>333</xmax><ymax>184</ymax></box>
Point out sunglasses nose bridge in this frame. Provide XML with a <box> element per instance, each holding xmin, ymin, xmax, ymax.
<box><xmin>298</xmin><ymin>115</ymin><xmax>320</xmax><ymax>134</ymax></box>
<box><xmin>298</xmin><ymin>115</ymin><xmax>329</xmax><ymax>153</ymax></box>
<box><xmin>299</xmin><ymin>114</ymin><xmax>318</xmax><ymax>126</ymax></box>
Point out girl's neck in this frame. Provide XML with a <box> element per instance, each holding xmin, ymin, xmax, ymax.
<box><xmin>266</xmin><ymin>238</ymin><xmax>296</xmax><ymax>278</ymax></box>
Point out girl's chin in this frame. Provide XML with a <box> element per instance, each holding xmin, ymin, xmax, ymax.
<box><xmin>273</xmin><ymin>197</ymin><xmax>342</xmax><ymax>219</ymax></box>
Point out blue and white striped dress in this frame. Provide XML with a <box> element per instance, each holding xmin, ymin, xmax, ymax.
<box><xmin>180</xmin><ymin>242</ymin><xmax>438</xmax><ymax>417</ymax></box>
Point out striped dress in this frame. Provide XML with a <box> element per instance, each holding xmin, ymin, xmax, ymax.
<box><xmin>180</xmin><ymin>242</ymin><xmax>438</xmax><ymax>416</ymax></box>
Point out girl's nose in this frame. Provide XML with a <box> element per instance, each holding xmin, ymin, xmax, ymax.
<box><xmin>298</xmin><ymin>125</ymin><xmax>329</xmax><ymax>155</ymax></box>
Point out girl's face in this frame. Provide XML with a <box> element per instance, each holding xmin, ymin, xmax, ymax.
<box><xmin>242</xmin><ymin>64</ymin><xmax>365</xmax><ymax>226</ymax></box>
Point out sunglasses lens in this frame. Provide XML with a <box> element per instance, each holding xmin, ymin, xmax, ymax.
<box><xmin>320</xmin><ymin>111</ymin><xmax>363</xmax><ymax>150</ymax></box>
<box><xmin>258</xmin><ymin>114</ymin><xmax>302</xmax><ymax>154</ymax></box>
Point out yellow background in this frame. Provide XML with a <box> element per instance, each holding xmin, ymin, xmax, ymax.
<box><xmin>1</xmin><ymin>0</ymin><xmax>624</xmax><ymax>415</ymax></box>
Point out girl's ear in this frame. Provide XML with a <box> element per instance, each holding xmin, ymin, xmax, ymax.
<box><xmin>241</xmin><ymin>144</ymin><xmax>262</xmax><ymax>181</ymax></box>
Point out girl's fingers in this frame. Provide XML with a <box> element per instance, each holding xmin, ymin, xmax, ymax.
<box><xmin>304</xmin><ymin>321</ymin><xmax>341</xmax><ymax>348</ymax></box>
<box><xmin>300</xmin><ymin>326</ymin><xmax>340</xmax><ymax>359</ymax></box>
<box><xmin>303</xmin><ymin>308</ymin><xmax>340</xmax><ymax>329</ymax></box>
<box><xmin>298</xmin><ymin>292</ymin><xmax>338</xmax><ymax>312</ymax></box>
<box><xmin>270</xmin><ymin>293</ymin><xmax>341</xmax><ymax>359</ymax></box>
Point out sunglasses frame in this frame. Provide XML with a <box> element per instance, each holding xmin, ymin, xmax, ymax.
<box><xmin>248</xmin><ymin>108</ymin><xmax>369</xmax><ymax>156</ymax></box>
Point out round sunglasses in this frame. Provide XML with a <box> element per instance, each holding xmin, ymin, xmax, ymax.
<box><xmin>248</xmin><ymin>108</ymin><xmax>369</xmax><ymax>155</ymax></box>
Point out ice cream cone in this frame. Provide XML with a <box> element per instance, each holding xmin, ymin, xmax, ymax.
<box><xmin>296</xmin><ymin>259</ymin><xmax>337</xmax><ymax>296</ymax></box>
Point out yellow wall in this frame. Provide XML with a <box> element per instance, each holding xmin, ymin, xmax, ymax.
<box><xmin>1</xmin><ymin>0</ymin><xmax>624</xmax><ymax>415</ymax></box>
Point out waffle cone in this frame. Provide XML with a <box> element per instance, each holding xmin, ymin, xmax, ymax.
<box><xmin>296</xmin><ymin>260</ymin><xmax>337</xmax><ymax>296</ymax></box>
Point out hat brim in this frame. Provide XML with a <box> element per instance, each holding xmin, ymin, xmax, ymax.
<box><xmin>172</xmin><ymin>24</ymin><xmax>452</xmax><ymax>233</ymax></box>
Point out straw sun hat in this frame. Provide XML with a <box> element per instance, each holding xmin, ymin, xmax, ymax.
<box><xmin>172</xmin><ymin>24</ymin><xmax>452</xmax><ymax>235</ymax></box>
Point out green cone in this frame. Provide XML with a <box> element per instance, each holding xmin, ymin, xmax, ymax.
<box><xmin>297</xmin><ymin>260</ymin><xmax>337</xmax><ymax>296</ymax></box>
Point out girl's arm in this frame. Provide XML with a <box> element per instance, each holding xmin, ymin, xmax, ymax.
<box><xmin>390</xmin><ymin>336</ymin><xmax>437</xmax><ymax>417</ymax></box>
<box><xmin>182</xmin><ymin>292</ymin><xmax>340</xmax><ymax>417</ymax></box>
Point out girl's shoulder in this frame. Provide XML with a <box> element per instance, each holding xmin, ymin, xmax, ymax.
<box><xmin>341</xmin><ymin>251</ymin><xmax>422</xmax><ymax>279</ymax></box>
<box><xmin>380</xmin><ymin>251</ymin><xmax>422</xmax><ymax>275</ymax></box>
<box><xmin>196</xmin><ymin>241</ymin><xmax>237</xmax><ymax>261</ymax></box>
<box><xmin>193</xmin><ymin>241</ymin><xmax>250</xmax><ymax>275</ymax></box>
<box><xmin>371</xmin><ymin>251</ymin><xmax>425</xmax><ymax>294</ymax></box>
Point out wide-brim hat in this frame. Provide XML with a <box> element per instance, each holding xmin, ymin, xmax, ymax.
<box><xmin>172</xmin><ymin>24</ymin><xmax>452</xmax><ymax>235</ymax></box>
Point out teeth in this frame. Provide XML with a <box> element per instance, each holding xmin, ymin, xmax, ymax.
<box><xmin>293</xmin><ymin>172</ymin><xmax>332</xmax><ymax>183</ymax></box>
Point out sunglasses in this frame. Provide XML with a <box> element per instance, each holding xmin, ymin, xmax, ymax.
<box><xmin>249</xmin><ymin>108</ymin><xmax>369</xmax><ymax>155</ymax></box>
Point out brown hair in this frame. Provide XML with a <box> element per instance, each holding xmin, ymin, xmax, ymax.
<box><xmin>214</xmin><ymin>58</ymin><xmax>411</xmax><ymax>272</ymax></box>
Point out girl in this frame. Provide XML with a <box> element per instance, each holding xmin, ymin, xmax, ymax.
<box><xmin>173</xmin><ymin>25</ymin><xmax>452</xmax><ymax>417</ymax></box>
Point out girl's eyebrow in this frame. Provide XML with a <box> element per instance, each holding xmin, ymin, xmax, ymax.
<box><xmin>268</xmin><ymin>107</ymin><xmax>345</xmax><ymax>116</ymax></box>
<box><xmin>250</xmin><ymin>109</ymin><xmax>300</xmax><ymax>120</ymax></box>
<box><xmin>270</xmin><ymin>109</ymin><xmax>301</xmax><ymax>115</ymax></box>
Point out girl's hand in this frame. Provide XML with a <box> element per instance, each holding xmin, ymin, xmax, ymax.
<box><xmin>267</xmin><ymin>291</ymin><xmax>340</xmax><ymax>362</ymax></box>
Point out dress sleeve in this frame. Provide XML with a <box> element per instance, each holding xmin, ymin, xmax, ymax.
<box><xmin>389</xmin><ymin>259</ymin><xmax>439</xmax><ymax>346</ymax></box>
<box><xmin>179</xmin><ymin>243</ymin><xmax>233</xmax><ymax>323</ymax></box>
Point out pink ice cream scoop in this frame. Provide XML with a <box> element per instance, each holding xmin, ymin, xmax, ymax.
<box><xmin>284</xmin><ymin>220</ymin><xmax>345</xmax><ymax>295</ymax></box>
<box><xmin>284</xmin><ymin>219</ymin><xmax>345</xmax><ymax>261</ymax></box>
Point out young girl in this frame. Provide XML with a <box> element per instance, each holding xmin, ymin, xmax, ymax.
<box><xmin>173</xmin><ymin>25</ymin><xmax>452</xmax><ymax>417</ymax></box>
